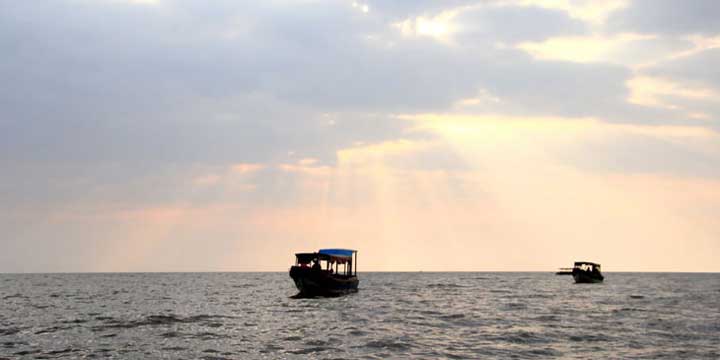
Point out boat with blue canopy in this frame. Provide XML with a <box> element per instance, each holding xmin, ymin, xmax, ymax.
<box><xmin>289</xmin><ymin>248</ymin><xmax>359</xmax><ymax>297</ymax></box>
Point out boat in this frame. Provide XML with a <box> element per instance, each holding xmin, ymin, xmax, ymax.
<box><xmin>289</xmin><ymin>248</ymin><xmax>359</xmax><ymax>297</ymax></box>
<box><xmin>571</xmin><ymin>261</ymin><xmax>604</xmax><ymax>283</ymax></box>
<box><xmin>555</xmin><ymin>267</ymin><xmax>573</xmax><ymax>275</ymax></box>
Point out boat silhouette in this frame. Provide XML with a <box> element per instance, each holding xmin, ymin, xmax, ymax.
<box><xmin>556</xmin><ymin>262</ymin><xmax>604</xmax><ymax>283</ymax></box>
<box><xmin>289</xmin><ymin>249</ymin><xmax>358</xmax><ymax>297</ymax></box>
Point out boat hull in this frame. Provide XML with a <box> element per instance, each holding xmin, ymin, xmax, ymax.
<box><xmin>289</xmin><ymin>266</ymin><xmax>359</xmax><ymax>297</ymax></box>
<box><xmin>572</xmin><ymin>270</ymin><xmax>604</xmax><ymax>283</ymax></box>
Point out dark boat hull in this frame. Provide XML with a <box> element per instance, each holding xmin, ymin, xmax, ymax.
<box><xmin>572</xmin><ymin>270</ymin><xmax>604</xmax><ymax>283</ymax></box>
<box><xmin>289</xmin><ymin>266</ymin><xmax>359</xmax><ymax>297</ymax></box>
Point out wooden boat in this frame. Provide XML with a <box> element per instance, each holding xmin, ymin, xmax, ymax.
<box><xmin>571</xmin><ymin>261</ymin><xmax>604</xmax><ymax>283</ymax></box>
<box><xmin>289</xmin><ymin>249</ymin><xmax>358</xmax><ymax>297</ymax></box>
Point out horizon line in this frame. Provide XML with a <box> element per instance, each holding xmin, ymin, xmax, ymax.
<box><xmin>1</xmin><ymin>270</ymin><xmax>718</xmax><ymax>275</ymax></box>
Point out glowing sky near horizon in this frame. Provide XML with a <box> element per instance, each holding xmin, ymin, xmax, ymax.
<box><xmin>1</xmin><ymin>0</ymin><xmax>719</xmax><ymax>272</ymax></box>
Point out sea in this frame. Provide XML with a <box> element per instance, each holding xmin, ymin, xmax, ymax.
<box><xmin>0</xmin><ymin>272</ymin><xmax>718</xmax><ymax>359</ymax></box>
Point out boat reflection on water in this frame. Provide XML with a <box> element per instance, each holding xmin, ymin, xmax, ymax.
<box><xmin>289</xmin><ymin>249</ymin><xmax>359</xmax><ymax>297</ymax></box>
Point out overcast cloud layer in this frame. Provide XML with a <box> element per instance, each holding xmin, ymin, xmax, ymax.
<box><xmin>1</xmin><ymin>0</ymin><xmax>719</xmax><ymax>272</ymax></box>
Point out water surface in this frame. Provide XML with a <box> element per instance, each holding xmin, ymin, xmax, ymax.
<box><xmin>1</xmin><ymin>272</ymin><xmax>718</xmax><ymax>359</ymax></box>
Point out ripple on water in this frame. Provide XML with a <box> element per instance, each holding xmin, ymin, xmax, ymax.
<box><xmin>568</xmin><ymin>333</ymin><xmax>613</xmax><ymax>343</ymax></box>
<box><xmin>281</xmin><ymin>335</ymin><xmax>303</xmax><ymax>341</ymax></box>
<box><xmin>161</xmin><ymin>346</ymin><xmax>187</xmax><ymax>351</ymax></box>
<box><xmin>35</xmin><ymin>325</ymin><xmax>73</xmax><ymax>335</ymax></box>
<box><xmin>493</xmin><ymin>330</ymin><xmax>553</xmax><ymax>345</ymax></box>
<box><xmin>0</xmin><ymin>328</ymin><xmax>20</xmax><ymax>336</ymax></box>
<box><xmin>2</xmin><ymin>294</ymin><xmax>25</xmax><ymax>300</ymax></box>
<box><xmin>196</xmin><ymin>332</ymin><xmax>232</xmax><ymax>340</ymax></box>
<box><xmin>45</xmin><ymin>348</ymin><xmax>81</xmax><ymax>356</ymax></box>
<box><xmin>489</xmin><ymin>289</ymin><xmax>512</xmax><ymax>293</ymax></box>
<box><xmin>92</xmin><ymin>313</ymin><xmax>233</xmax><ymax>331</ymax></box>
<box><xmin>288</xmin><ymin>346</ymin><xmax>337</xmax><ymax>354</ymax></box>
<box><xmin>13</xmin><ymin>350</ymin><xmax>42</xmax><ymax>356</ymax></box>
<box><xmin>533</xmin><ymin>314</ymin><xmax>560</xmax><ymax>322</ymax></box>
<box><xmin>360</xmin><ymin>339</ymin><xmax>413</xmax><ymax>351</ymax></box>
<box><xmin>503</xmin><ymin>302</ymin><xmax>528</xmax><ymax>310</ymax></box>
<box><xmin>427</xmin><ymin>283</ymin><xmax>466</xmax><ymax>289</ymax></box>
<box><xmin>2</xmin><ymin>341</ymin><xmax>26</xmax><ymax>349</ymax></box>
<box><xmin>612</xmin><ymin>307</ymin><xmax>647</xmax><ymax>313</ymax></box>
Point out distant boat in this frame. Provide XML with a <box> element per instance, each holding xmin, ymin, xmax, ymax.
<box><xmin>570</xmin><ymin>261</ymin><xmax>604</xmax><ymax>283</ymax></box>
<box><xmin>289</xmin><ymin>249</ymin><xmax>359</xmax><ymax>297</ymax></box>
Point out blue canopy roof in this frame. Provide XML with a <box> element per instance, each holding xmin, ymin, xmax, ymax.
<box><xmin>318</xmin><ymin>249</ymin><xmax>356</xmax><ymax>257</ymax></box>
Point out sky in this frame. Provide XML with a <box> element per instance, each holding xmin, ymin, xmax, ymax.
<box><xmin>1</xmin><ymin>0</ymin><xmax>719</xmax><ymax>272</ymax></box>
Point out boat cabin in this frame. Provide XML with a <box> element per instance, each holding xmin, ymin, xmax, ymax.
<box><xmin>294</xmin><ymin>249</ymin><xmax>357</xmax><ymax>277</ymax></box>
<box><xmin>574</xmin><ymin>261</ymin><xmax>601</xmax><ymax>273</ymax></box>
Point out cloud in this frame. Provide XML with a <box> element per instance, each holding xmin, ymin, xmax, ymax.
<box><xmin>607</xmin><ymin>0</ymin><xmax>720</xmax><ymax>35</ymax></box>
<box><xmin>624</xmin><ymin>47</ymin><xmax>720</xmax><ymax>123</ymax></box>
<box><xmin>503</xmin><ymin>0</ymin><xmax>629</xmax><ymax>24</ymax></box>
<box><xmin>647</xmin><ymin>48</ymin><xmax>720</xmax><ymax>91</ymax></box>
<box><xmin>627</xmin><ymin>76</ymin><xmax>720</xmax><ymax>109</ymax></box>
<box><xmin>558</xmin><ymin>125</ymin><xmax>720</xmax><ymax>178</ymax></box>
<box><xmin>405</xmin><ymin>113</ymin><xmax>720</xmax><ymax>178</ymax></box>
<box><xmin>517</xmin><ymin>33</ymin><xmax>693</xmax><ymax>66</ymax></box>
<box><xmin>452</xmin><ymin>4</ymin><xmax>588</xmax><ymax>43</ymax></box>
